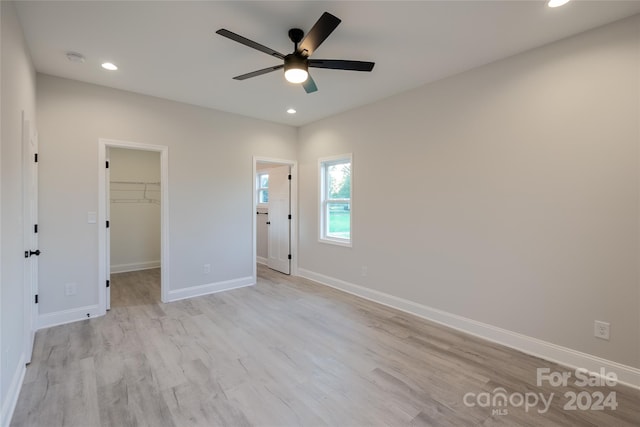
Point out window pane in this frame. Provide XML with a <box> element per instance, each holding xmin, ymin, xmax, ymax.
<box><xmin>327</xmin><ymin>163</ymin><xmax>350</xmax><ymax>199</ymax></box>
<box><xmin>260</xmin><ymin>174</ymin><xmax>269</xmax><ymax>188</ymax></box>
<box><xmin>327</xmin><ymin>202</ymin><xmax>350</xmax><ymax>239</ymax></box>
<box><xmin>259</xmin><ymin>189</ymin><xmax>269</xmax><ymax>203</ymax></box>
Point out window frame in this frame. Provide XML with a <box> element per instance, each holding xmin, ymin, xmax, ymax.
<box><xmin>256</xmin><ymin>172</ymin><xmax>269</xmax><ymax>207</ymax></box>
<box><xmin>318</xmin><ymin>153</ymin><xmax>352</xmax><ymax>247</ymax></box>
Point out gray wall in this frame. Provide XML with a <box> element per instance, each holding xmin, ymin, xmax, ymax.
<box><xmin>298</xmin><ymin>16</ymin><xmax>640</xmax><ymax>368</ymax></box>
<box><xmin>256</xmin><ymin>206</ymin><xmax>269</xmax><ymax>262</ymax></box>
<box><xmin>1</xmin><ymin>1</ymin><xmax>37</xmax><ymax>422</ymax></box>
<box><xmin>36</xmin><ymin>74</ymin><xmax>297</xmax><ymax>315</ymax></box>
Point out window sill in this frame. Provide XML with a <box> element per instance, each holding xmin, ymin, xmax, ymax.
<box><xmin>319</xmin><ymin>237</ymin><xmax>352</xmax><ymax>248</ymax></box>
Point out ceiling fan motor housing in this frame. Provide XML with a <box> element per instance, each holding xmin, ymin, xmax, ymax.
<box><xmin>284</xmin><ymin>53</ymin><xmax>308</xmax><ymax>73</ymax></box>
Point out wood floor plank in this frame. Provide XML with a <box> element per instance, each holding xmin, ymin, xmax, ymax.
<box><xmin>10</xmin><ymin>265</ymin><xmax>640</xmax><ymax>426</ymax></box>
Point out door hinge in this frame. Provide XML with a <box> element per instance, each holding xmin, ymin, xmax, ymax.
<box><xmin>288</xmin><ymin>214</ymin><xmax>292</xmax><ymax>220</ymax></box>
<box><xmin>34</xmin><ymin>153</ymin><xmax>38</xmax><ymax>163</ymax></box>
<box><xmin>288</xmin><ymin>174</ymin><xmax>292</xmax><ymax>180</ymax></box>
<box><xmin>106</xmin><ymin>280</ymin><xmax>110</xmax><ymax>288</ymax></box>
<box><xmin>288</xmin><ymin>254</ymin><xmax>292</xmax><ymax>260</ymax></box>
<box><xmin>106</xmin><ymin>161</ymin><xmax>109</xmax><ymax>168</ymax></box>
<box><xmin>34</xmin><ymin>294</ymin><xmax>38</xmax><ymax>304</ymax></box>
<box><xmin>34</xmin><ymin>224</ymin><xmax>38</xmax><ymax>233</ymax></box>
<box><xmin>106</xmin><ymin>220</ymin><xmax>110</xmax><ymax>228</ymax></box>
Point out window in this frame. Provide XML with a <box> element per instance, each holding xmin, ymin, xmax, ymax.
<box><xmin>319</xmin><ymin>154</ymin><xmax>352</xmax><ymax>246</ymax></box>
<box><xmin>257</xmin><ymin>172</ymin><xmax>269</xmax><ymax>205</ymax></box>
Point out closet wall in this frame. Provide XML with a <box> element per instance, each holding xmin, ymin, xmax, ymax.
<box><xmin>109</xmin><ymin>148</ymin><xmax>161</xmax><ymax>273</ymax></box>
<box><xmin>256</xmin><ymin>164</ymin><xmax>271</xmax><ymax>264</ymax></box>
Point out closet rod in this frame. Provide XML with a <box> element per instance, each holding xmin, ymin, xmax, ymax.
<box><xmin>110</xmin><ymin>180</ymin><xmax>160</xmax><ymax>185</ymax></box>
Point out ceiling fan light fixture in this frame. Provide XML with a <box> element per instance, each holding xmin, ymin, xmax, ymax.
<box><xmin>284</xmin><ymin>54</ymin><xmax>308</xmax><ymax>83</ymax></box>
<box><xmin>285</xmin><ymin>68</ymin><xmax>308</xmax><ymax>84</ymax></box>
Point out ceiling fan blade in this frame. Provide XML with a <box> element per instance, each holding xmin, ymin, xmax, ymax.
<box><xmin>216</xmin><ymin>29</ymin><xmax>285</xmax><ymax>60</ymax></box>
<box><xmin>309</xmin><ymin>59</ymin><xmax>375</xmax><ymax>72</ymax></box>
<box><xmin>233</xmin><ymin>64</ymin><xmax>284</xmax><ymax>80</ymax></box>
<box><xmin>298</xmin><ymin>12</ymin><xmax>341</xmax><ymax>57</ymax></box>
<box><xmin>302</xmin><ymin>75</ymin><xmax>318</xmax><ymax>93</ymax></box>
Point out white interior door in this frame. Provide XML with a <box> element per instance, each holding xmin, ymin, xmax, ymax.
<box><xmin>106</xmin><ymin>154</ymin><xmax>111</xmax><ymax>310</ymax></box>
<box><xmin>267</xmin><ymin>165</ymin><xmax>291</xmax><ymax>274</ymax></box>
<box><xmin>22</xmin><ymin>115</ymin><xmax>39</xmax><ymax>363</ymax></box>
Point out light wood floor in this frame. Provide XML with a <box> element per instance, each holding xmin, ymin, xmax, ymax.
<box><xmin>11</xmin><ymin>266</ymin><xmax>640</xmax><ymax>426</ymax></box>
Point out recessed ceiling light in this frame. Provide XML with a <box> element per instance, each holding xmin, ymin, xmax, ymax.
<box><xmin>66</xmin><ymin>52</ymin><xmax>85</xmax><ymax>63</ymax></box>
<box><xmin>547</xmin><ymin>0</ymin><xmax>571</xmax><ymax>7</ymax></box>
<box><xmin>101</xmin><ymin>62</ymin><xmax>118</xmax><ymax>71</ymax></box>
<box><xmin>287</xmin><ymin>108</ymin><xmax>297</xmax><ymax>114</ymax></box>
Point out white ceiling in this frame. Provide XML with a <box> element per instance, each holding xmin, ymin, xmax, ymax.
<box><xmin>15</xmin><ymin>1</ymin><xmax>640</xmax><ymax>126</ymax></box>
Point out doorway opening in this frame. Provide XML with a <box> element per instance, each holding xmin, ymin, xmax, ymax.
<box><xmin>98</xmin><ymin>139</ymin><xmax>169</xmax><ymax>314</ymax></box>
<box><xmin>253</xmin><ymin>157</ymin><xmax>297</xmax><ymax>281</ymax></box>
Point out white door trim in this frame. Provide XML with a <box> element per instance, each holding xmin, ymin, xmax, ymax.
<box><xmin>253</xmin><ymin>157</ymin><xmax>297</xmax><ymax>282</ymax></box>
<box><xmin>98</xmin><ymin>139</ymin><xmax>170</xmax><ymax>313</ymax></box>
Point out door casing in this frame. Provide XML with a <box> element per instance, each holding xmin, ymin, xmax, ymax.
<box><xmin>253</xmin><ymin>157</ymin><xmax>297</xmax><ymax>282</ymax></box>
<box><xmin>98</xmin><ymin>139</ymin><xmax>170</xmax><ymax>313</ymax></box>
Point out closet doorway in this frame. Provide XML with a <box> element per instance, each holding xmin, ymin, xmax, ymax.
<box><xmin>109</xmin><ymin>148</ymin><xmax>161</xmax><ymax>307</ymax></box>
<box><xmin>253</xmin><ymin>157</ymin><xmax>297</xmax><ymax>280</ymax></box>
<box><xmin>98</xmin><ymin>139</ymin><xmax>169</xmax><ymax>314</ymax></box>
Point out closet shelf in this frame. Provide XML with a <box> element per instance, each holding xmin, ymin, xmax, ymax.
<box><xmin>110</xmin><ymin>181</ymin><xmax>160</xmax><ymax>205</ymax></box>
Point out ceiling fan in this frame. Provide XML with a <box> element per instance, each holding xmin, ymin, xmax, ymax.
<box><xmin>216</xmin><ymin>12</ymin><xmax>375</xmax><ymax>93</ymax></box>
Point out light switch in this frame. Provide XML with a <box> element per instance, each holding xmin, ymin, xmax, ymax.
<box><xmin>87</xmin><ymin>211</ymin><xmax>97</xmax><ymax>224</ymax></box>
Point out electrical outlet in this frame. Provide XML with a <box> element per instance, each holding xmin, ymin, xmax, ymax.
<box><xmin>594</xmin><ymin>320</ymin><xmax>610</xmax><ymax>341</ymax></box>
<box><xmin>203</xmin><ymin>264</ymin><xmax>211</xmax><ymax>274</ymax></box>
<box><xmin>361</xmin><ymin>266</ymin><xmax>368</xmax><ymax>277</ymax></box>
<box><xmin>65</xmin><ymin>282</ymin><xmax>77</xmax><ymax>296</ymax></box>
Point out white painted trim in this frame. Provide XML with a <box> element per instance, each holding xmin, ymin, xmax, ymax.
<box><xmin>297</xmin><ymin>268</ymin><xmax>640</xmax><ymax>389</ymax></box>
<box><xmin>111</xmin><ymin>260</ymin><xmax>161</xmax><ymax>274</ymax></box>
<box><xmin>1</xmin><ymin>354</ymin><xmax>26</xmax><ymax>427</ymax></box>
<box><xmin>98</xmin><ymin>139</ymin><xmax>170</xmax><ymax>313</ymax></box>
<box><xmin>256</xmin><ymin>256</ymin><xmax>268</xmax><ymax>265</ymax></box>
<box><xmin>167</xmin><ymin>276</ymin><xmax>254</xmax><ymax>302</ymax></box>
<box><xmin>37</xmin><ymin>304</ymin><xmax>101</xmax><ymax>330</ymax></box>
<box><xmin>318</xmin><ymin>153</ymin><xmax>353</xmax><ymax>247</ymax></box>
<box><xmin>252</xmin><ymin>157</ymin><xmax>298</xmax><ymax>284</ymax></box>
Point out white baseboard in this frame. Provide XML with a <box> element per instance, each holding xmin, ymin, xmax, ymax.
<box><xmin>297</xmin><ymin>268</ymin><xmax>640</xmax><ymax>389</ymax></box>
<box><xmin>1</xmin><ymin>353</ymin><xmax>26</xmax><ymax>427</ymax></box>
<box><xmin>167</xmin><ymin>276</ymin><xmax>254</xmax><ymax>302</ymax></box>
<box><xmin>256</xmin><ymin>256</ymin><xmax>268</xmax><ymax>265</ymax></box>
<box><xmin>111</xmin><ymin>260</ymin><xmax>160</xmax><ymax>273</ymax></box>
<box><xmin>35</xmin><ymin>276</ymin><xmax>253</xmax><ymax>329</ymax></box>
<box><xmin>37</xmin><ymin>304</ymin><xmax>102</xmax><ymax>330</ymax></box>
